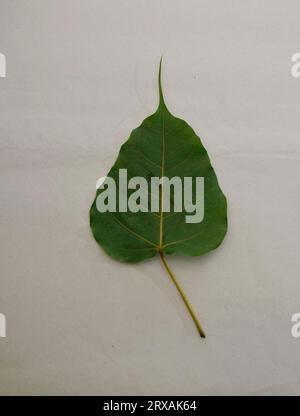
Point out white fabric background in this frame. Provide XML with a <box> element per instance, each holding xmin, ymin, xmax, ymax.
<box><xmin>0</xmin><ymin>0</ymin><xmax>300</xmax><ymax>395</ymax></box>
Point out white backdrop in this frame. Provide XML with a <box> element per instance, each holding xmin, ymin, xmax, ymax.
<box><xmin>1</xmin><ymin>0</ymin><xmax>300</xmax><ymax>395</ymax></box>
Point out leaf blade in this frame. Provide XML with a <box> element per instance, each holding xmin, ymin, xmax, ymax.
<box><xmin>90</xmin><ymin>62</ymin><xmax>227</xmax><ymax>262</ymax></box>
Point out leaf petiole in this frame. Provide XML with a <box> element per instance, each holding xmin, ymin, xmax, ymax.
<box><xmin>159</xmin><ymin>251</ymin><xmax>206</xmax><ymax>338</ymax></box>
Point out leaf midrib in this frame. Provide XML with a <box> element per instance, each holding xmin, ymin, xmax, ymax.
<box><xmin>158</xmin><ymin>112</ymin><xmax>165</xmax><ymax>250</ymax></box>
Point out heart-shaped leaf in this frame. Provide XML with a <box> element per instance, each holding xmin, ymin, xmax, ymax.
<box><xmin>90</xmin><ymin>60</ymin><xmax>227</xmax><ymax>337</ymax></box>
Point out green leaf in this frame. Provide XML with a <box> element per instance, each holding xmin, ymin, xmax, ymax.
<box><xmin>90</xmin><ymin>59</ymin><xmax>227</xmax><ymax>337</ymax></box>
